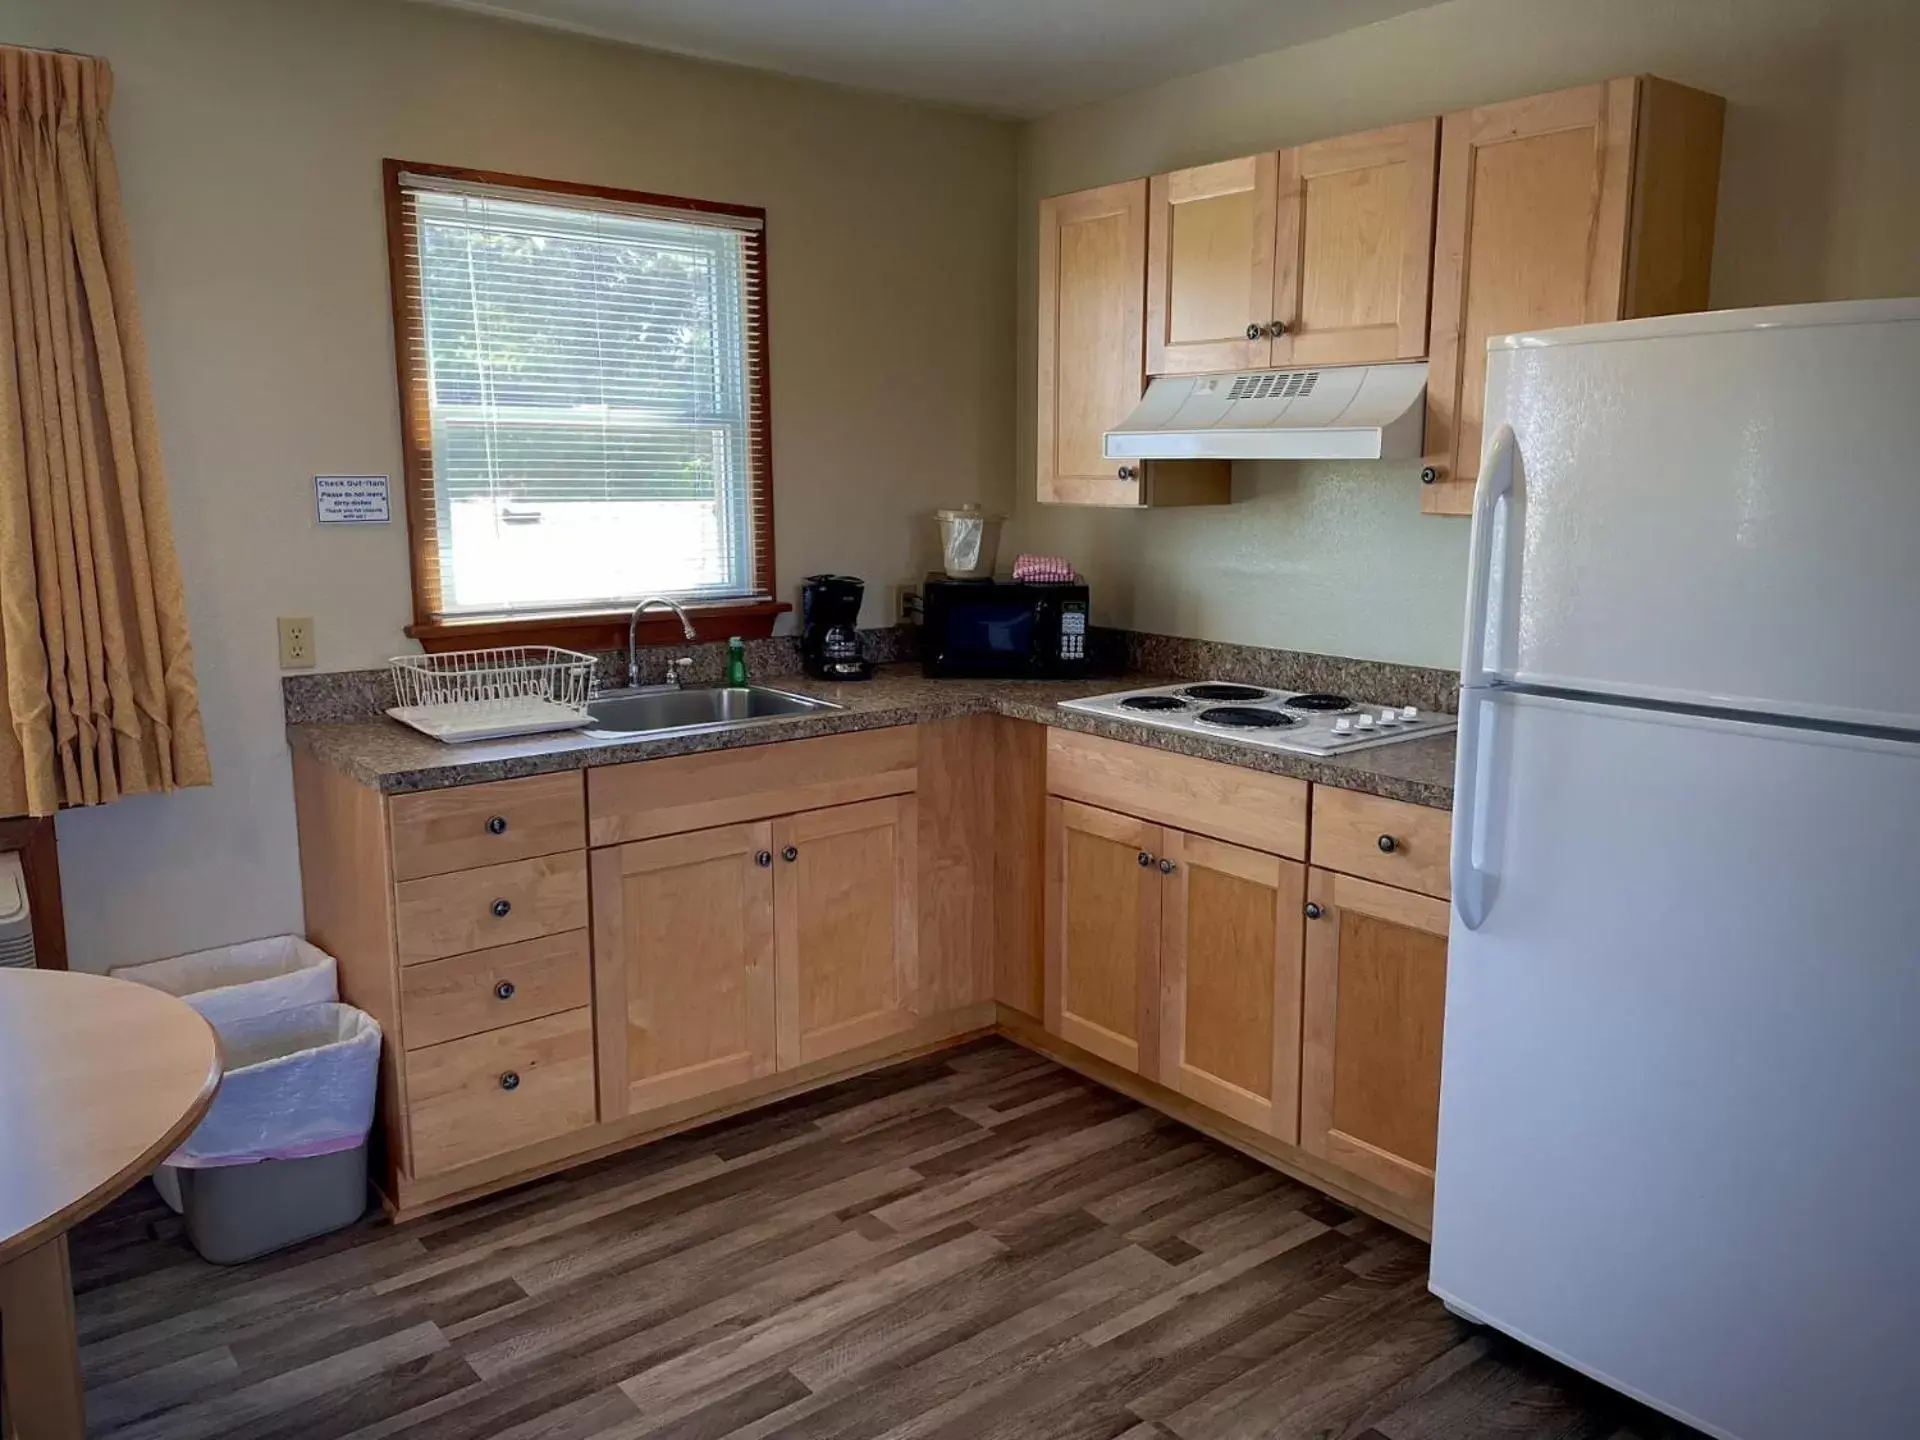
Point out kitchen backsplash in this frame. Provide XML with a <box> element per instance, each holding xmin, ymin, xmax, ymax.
<box><xmin>282</xmin><ymin>625</ymin><xmax>1455</xmax><ymax>725</ymax></box>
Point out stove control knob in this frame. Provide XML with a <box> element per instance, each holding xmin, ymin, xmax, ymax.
<box><xmin>1333</xmin><ymin>717</ymin><xmax>1353</xmax><ymax>733</ymax></box>
<box><xmin>1377</xmin><ymin>708</ymin><xmax>1400</xmax><ymax>725</ymax></box>
<box><xmin>1356</xmin><ymin>714</ymin><xmax>1376</xmax><ymax>730</ymax></box>
<box><xmin>1401</xmin><ymin>705</ymin><xmax>1419</xmax><ymax>720</ymax></box>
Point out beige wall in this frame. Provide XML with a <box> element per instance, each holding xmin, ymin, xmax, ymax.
<box><xmin>2</xmin><ymin>0</ymin><xmax>1015</xmax><ymax>970</ymax></box>
<box><xmin>1011</xmin><ymin>0</ymin><xmax>1920</xmax><ymax>669</ymax></box>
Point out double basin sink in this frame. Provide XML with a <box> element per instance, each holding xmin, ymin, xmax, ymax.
<box><xmin>583</xmin><ymin>684</ymin><xmax>840</xmax><ymax>739</ymax></box>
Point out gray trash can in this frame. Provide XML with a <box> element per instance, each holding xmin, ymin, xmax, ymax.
<box><xmin>175</xmin><ymin>1144</ymin><xmax>370</xmax><ymax>1264</ymax></box>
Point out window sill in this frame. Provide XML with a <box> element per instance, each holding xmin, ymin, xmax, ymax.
<box><xmin>406</xmin><ymin>600</ymin><xmax>791</xmax><ymax>655</ymax></box>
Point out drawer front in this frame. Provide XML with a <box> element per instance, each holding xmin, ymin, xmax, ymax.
<box><xmin>405</xmin><ymin>1007</ymin><xmax>597</xmax><ymax>1175</ymax></box>
<box><xmin>1046</xmin><ymin>728</ymin><xmax>1308</xmax><ymax>859</ymax></box>
<box><xmin>588</xmin><ymin>726</ymin><xmax>919</xmax><ymax>846</ymax></box>
<box><xmin>1310</xmin><ymin>786</ymin><xmax>1451</xmax><ymax>899</ymax></box>
<box><xmin>390</xmin><ymin>772</ymin><xmax>585</xmax><ymax>882</ymax></box>
<box><xmin>394</xmin><ymin>851</ymin><xmax>589</xmax><ymax>965</ymax></box>
<box><xmin>399</xmin><ymin>931</ymin><xmax>591</xmax><ymax>1050</ymax></box>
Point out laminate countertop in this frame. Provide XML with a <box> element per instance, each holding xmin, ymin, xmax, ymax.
<box><xmin>286</xmin><ymin>667</ymin><xmax>1456</xmax><ymax>809</ymax></box>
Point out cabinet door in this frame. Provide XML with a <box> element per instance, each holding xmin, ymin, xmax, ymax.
<box><xmin>1038</xmin><ymin>180</ymin><xmax>1149</xmax><ymax>507</ymax></box>
<box><xmin>1146</xmin><ymin>155</ymin><xmax>1278</xmax><ymax>375</ymax></box>
<box><xmin>1424</xmin><ymin>78</ymin><xmax>1638</xmax><ymax>512</ymax></box>
<box><xmin>1300</xmin><ymin>868</ymin><xmax>1449</xmax><ymax>1204</ymax></box>
<box><xmin>773</xmin><ymin>796</ymin><xmax>919</xmax><ymax>1068</ymax></box>
<box><xmin>1272</xmin><ymin>119</ymin><xmax>1437</xmax><ymax>368</ymax></box>
<box><xmin>1158</xmin><ymin>832</ymin><xmax>1305</xmax><ymax>1141</ymax></box>
<box><xmin>1044</xmin><ymin>798</ymin><xmax>1161</xmax><ymax>1074</ymax></box>
<box><xmin>590</xmin><ymin>822</ymin><xmax>776</xmax><ymax>1120</ymax></box>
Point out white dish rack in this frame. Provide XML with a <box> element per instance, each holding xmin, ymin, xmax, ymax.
<box><xmin>387</xmin><ymin>646</ymin><xmax>598</xmax><ymax>743</ymax></box>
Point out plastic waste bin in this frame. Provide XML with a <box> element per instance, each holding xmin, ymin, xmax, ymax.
<box><xmin>110</xmin><ymin>935</ymin><xmax>337</xmax><ymax>1028</ymax></box>
<box><xmin>166</xmin><ymin>1002</ymin><xmax>381</xmax><ymax>1263</ymax></box>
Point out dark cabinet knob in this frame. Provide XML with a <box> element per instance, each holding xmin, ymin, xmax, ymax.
<box><xmin>494</xmin><ymin>980</ymin><xmax>515</xmax><ymax>1001</ymax></box>
<box><xmin>1377</xmin><ymin>834</ymin><xmax>1399</xmax><ymax>854</ymax></box>
<box><xmin>1270</xmin><ymin>320</ymin><xmax>1288</xmax><ymax>337</ymax></box>
<box><xmin>1116</xmin><ymin>465</ymin><xmax>1138</xmax><ymax>481</ymax></box>
<box><xmin>1245</xmin><ymin>322</ymin><xmax>1264</xmax><ymax>341</ymax></box>
<box><xmin>782</xmin><ymin>846</ymin><xmax>798</xmax><ymax>862</ymax></box>
<box><xmin>1137</xmin><ymin>851</ymin><xmax>1155</xmax><ymax>868</ymax></box>
<box><xmin>1420</xmin><ymin>465</ymin><xmax>1442</xmax><ymax>485</ymax></box>
<box><xmin>499</xmin><ymin>1071</ymin><xmax>520</xmax><ymax>1091</ymax></box>
<box><xmin>486</xmin><ymin>815</ymin><xmax>508</xmax><ymax>835</ymax></box>
<box><xmin>1305</xmin><ymin>902</ymin><xmax>1325</xmax><ymax>920</ymax></box>
<box><xmin>755</xmin><ymin>850</ymin><xmax>773</xmax><ymax>868</ymax></box>
<box><xmin>490</xmin><ymin>898</ymin><xmax>512</xmax><ymax>918</ymax></box>
<box><xmin>1158</xmin><ymin>858</ymin><xmax>1176</xmax><ymax>875</ymax></box>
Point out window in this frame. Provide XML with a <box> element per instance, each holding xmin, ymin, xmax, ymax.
<box><xmin>384</xmin><ymin>162</ymin><xmax>777</xmax><ymax>649</ymax></box>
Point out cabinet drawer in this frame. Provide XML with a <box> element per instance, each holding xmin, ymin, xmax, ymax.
<box><xmin>399</xmin><ymin>931</ymin><xmax>591</xmax><ymax>1050</ymax></box>
<box><xmin>1047</xmin><ymin>729</ymin><xmax>1307</xmax><ymax>858</ymax></box>
<box><xmin>588</xmin><ymin>727</ymin><xmax>918</xmax><ymax>846</ymax></box>
<box><xmin>405</xmin><ymin>1007</ymin><xmax>597</xmax><ymax>1175</ymax></box>
<box><xmin>394</xmin><ymin>851</ymin><xmax>588</xmax><ymax>965</ymax></box>
<box><xmin>389</xmin><ymin>772</ymin><xmax>585</xmax><ymax>882</ymax></box>
<box><xmin>1310</xmin><ymin>787</ymin><xmax>1450</xmax><ymax>899</ymax></box>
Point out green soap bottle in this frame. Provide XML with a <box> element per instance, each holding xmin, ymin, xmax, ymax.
<box><xmin>725</xmin><ymin>636</ymin><xmax>748</xmax><ymax>687</ymax></box>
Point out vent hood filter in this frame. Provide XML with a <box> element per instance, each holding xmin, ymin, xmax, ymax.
<box><xmin>1104</xmin><ymin>361</ymin><xmax>1428</xmax><ymax>462</ymax></box>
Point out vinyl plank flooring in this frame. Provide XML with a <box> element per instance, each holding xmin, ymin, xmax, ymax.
<box><xmin>68</xmin><ymin>1037</ymin><xmax>1698</xmax><ymax>1440</ymax></box>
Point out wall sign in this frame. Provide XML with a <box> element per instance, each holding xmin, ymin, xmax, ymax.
<box><xmin>314</xmin><ymin>474</ymin><xmax>392</xmax><ymax>525</ymax></box>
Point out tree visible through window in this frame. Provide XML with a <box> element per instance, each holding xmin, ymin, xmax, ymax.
<box><xmin>385</xmin><ymin>162</ymin><xmax>772</xmax><ymax>644</ymax></box>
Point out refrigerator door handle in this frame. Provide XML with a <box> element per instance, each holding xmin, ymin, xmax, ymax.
<box><xmin>1460</xmin><ymin>423</ymin><xmax>1517</xmax><ymax>688</ymax></box>
<box><xmin>1451</xmin><ymin>690</ymin><xmax>1496</xmax><ymax>931</ymax></box>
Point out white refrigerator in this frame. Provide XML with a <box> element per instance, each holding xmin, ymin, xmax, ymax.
<box><xmin>1431</xmin><ymin>298</ymin><xmax>1920</xmax><ymax>1440</ymax></box>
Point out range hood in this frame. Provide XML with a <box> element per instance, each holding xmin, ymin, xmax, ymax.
<box><xmin>1104</xmin><ymin>362</ymin><xmax>1428</xmax><ymax>462</ymax></box>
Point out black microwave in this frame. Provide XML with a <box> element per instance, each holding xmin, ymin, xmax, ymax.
<box><xmin>920</xmin><ymin>576</ymin><xmax>1091</xmax><ymax>679</ymax></box>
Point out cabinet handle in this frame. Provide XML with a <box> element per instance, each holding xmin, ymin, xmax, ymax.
<box><xmin>1245</xmin><ymin>322</ymin><xmax>1264</xmax><ymax>341</ymax></box>
<box><xmin>1158</xmin><ymin>858</ymin><xmax>1176</xmax><ymax>875</ymax></box>
<box><xmin>494</xmin><ymin>980</ymin><xmax>516</xmax><ymax>1001</ymax></box>
<box><xmin>1116</xmin><ymin>465</ymin><xmax>1138</xmax><ymax>481</ymax></box>
<box><xmin>499</xmin><ymin>1071</ymin><xmax>520</xmax><ymax>1091</ymax></box>
<box><xmin>1377</xmin><ymin>834</ymin><xmax>1399</xmax><ymax>854</ymax></box>
<box><xmin>782</xmin><ymin>845</ymin><xmax>798</xmax><ymax>862</ymax></box>
<box><xmin>490</xmin><ymin>898</ymin><xmax>512</xmax><ymax>919</ymax></box>
<box><xmin>1305</xmin><ymin>902</ymin><xmax>1325</xmax><ymax>920</ymax></box>
<box><xmin>1269</xmin><ymin>320</ymin><xmax>1288</xmax><ymax>338</ymax></box>
<box><xmin>755</xmin><ymin>850</ymin><xmax>772</xmax><ymax>868</ymax></box>
<box><xmin>1137</xmin><ymin>851</ymin><xmax>1155</xmax><ymax>868</ymax></box>
<box><xmin>486</xmin><ymin>815</ymin><xmax>508</xmax><ymax>835</ymax></box>
<box><xmin>1420</xmin><ymin>465</ymin><xmax>1442</xmax><ymax>486</ymax></box>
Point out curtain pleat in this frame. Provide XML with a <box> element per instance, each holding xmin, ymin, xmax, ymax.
<box><xmin>0</xmin><ymin>47</ymin><xmax>209</xmax><ymax>817</ymax></box>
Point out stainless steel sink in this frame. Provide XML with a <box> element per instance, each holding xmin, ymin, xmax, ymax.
<box><xmin>583</xmin><ymin>685</ymin><xmax>839</xmax><ymax>737</ymax></box>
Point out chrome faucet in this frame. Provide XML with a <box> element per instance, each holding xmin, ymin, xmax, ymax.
<box><xmin>627</xmin><ymin>596</ymin><xmax>697</xmax><ymax>689</ymax></box>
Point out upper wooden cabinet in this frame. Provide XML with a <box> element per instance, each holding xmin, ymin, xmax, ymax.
<box><xmin>1423</xmin><ymin>76</ymin><xmax>1724</xmax><ymax>514</ymax></box>
<box><xmin>1037</xmin><ymin>180</ymin><xmax>1230</xmax><ymax>508</ymax></box>
<box><xmin>1146</xmin><ymin>119</ymin><xmax>1438</xmax><ymax>376</ymax></box>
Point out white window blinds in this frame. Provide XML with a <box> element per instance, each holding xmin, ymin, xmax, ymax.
<box><xmin>391</xmin><ymin>169</ymin><xmax>771</xmax><ymax>624</ymax></box>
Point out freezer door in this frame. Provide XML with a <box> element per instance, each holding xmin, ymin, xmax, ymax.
<box><xmin>1433</xmin><ymin>689</ymin><xmax>1920</xmax><ymax>1440</ymax></box>
<box><xmin>1474</xmin><ymin>303</ymin><xmax>1920</xmax><ymax>729</ymax></box>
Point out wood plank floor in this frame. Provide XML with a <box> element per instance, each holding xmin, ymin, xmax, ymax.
<box><xmin>69</xmin><ymin>1038</ymin><xmax>1700</xmax><ymax>1440</ymax></box>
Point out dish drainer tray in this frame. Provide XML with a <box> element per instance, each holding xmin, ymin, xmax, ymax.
<box><xmin>386</xmin><ymin>646</ymin><xmax>596</xmax><ymax>744</ymax></box>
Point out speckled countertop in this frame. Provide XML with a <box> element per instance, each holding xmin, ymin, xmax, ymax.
<box><xmin>287</xmin><ymin>666</ymin><xmax>1455</xmax><ymax>809</ymax></box>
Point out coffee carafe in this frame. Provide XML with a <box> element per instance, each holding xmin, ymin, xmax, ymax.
<box><xmin>800</xmin><ymin>574</ymin><xmax>873</xmax><ymax>681</ymax></box>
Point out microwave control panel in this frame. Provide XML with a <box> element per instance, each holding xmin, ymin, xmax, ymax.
<box><xmin>1058</xmin><ymin>601</ymin><xmax>1088</xmax><ymax>661</ymax></box>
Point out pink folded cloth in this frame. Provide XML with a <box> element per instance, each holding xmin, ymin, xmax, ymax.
<box><xmin>1012</xmin><ymin>554</ymin><xmax>1076</xmax><ymax>583</ymax></box>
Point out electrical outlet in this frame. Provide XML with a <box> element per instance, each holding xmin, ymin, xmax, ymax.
<box><xmin>891</xmin><ymin>583</ymin><xmax>922</xmax><ymax>624</ymax></box>
<box><xmin>277</xmin><ymin>616</ymin><xmax>315</xmax><ymax>669</ymax></box>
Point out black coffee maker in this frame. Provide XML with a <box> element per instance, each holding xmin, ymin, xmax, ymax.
<box><xmin>801</xmin><ymin>574</ymin><xmax>873</xmax><ymax>680</ymax></box>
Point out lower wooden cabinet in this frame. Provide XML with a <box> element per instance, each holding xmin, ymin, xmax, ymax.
<box><xmin>404</xmin><ymin>1007</ymin><xmax>598</xmax><ymax>1175</ymax></box>
<box><xmin>591</xmin><ymin>821</ymin><xmax>778</xmax><ymax>1121</ymax></box>
<box><xmin>1158</xmin><ymin>831</ymin><xmax>1305</xmax><ymax>1141</ymax></box>
<box><xmin>1300</xmin><ymin>868</ymin><xmax>1450</xmax><ymax>1203</ymax></box>
<box><xmin>773</xmin><ymin>795</ymin><xmax>920</xmax><ymax>1067</ymax></box>
<box><xmin>1044</xmin><ymin>798</ymin><xmax>1162</xmax><ymax>1073</ymax></box>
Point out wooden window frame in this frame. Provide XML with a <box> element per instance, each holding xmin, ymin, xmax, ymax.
<box><xmin>382</xmin><ymin>159</ymin><xmax>786</xmax><ymax>654</ymax></box>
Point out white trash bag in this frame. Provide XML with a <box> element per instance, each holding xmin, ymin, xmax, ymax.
<box><xmin>168</xmin><ymin>1003</ymin><xmax>381</xmax><ymax>1169</ymax></box>
<box><xmin>110</xmin><ymin>935</ymin><xmax>337</xmax><ymax>1030</ymax></box>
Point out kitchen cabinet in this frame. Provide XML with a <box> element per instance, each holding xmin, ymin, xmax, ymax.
<box><xmin>1423</xmin><ymin>75</ymin><xmax>1724</xmax><ymax>514</ymax></box>
<box><xmin>1145</xmin><ymin>119</ymin><xmax>1437</xmax><ymax>375</ymax></box>
<box><xmin>1044</xmin><ymin>798</ymin><xmax>1162</xmax><ymax>1072</ymax></box>
<box><xmin>1036</xmin><ymin>179</ymin><xmax>1229</xmax><ymax>508</ymax></box>
<box><xmin>591</xmin><ymin>821</ymin><xmax>777</xmax><ymax>1120</ymax></box>
<box><xmin>773</xmin><ymin>795</ymin><xmax>920</xmax><ymax>1067</ymax></box>
<box><xmin>1300</xmin><ymin>868</ymin><xmax>1450</xmax><ymax>1203</ymax></box>
<box><xmin>1157</xmin><ymin>831</ymin><xmax>1305</xmax><ymax>1141</ymax></box>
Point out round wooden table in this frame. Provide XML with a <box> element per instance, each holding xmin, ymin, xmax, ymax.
<box><xmin>0</xmin><ymin>971</ymin><xmax>220</xmax><ymax>1439</ymax></box>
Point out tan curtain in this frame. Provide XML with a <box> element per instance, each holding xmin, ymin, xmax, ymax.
<box><xmin>0</xmin><ymin>46</ymin><xmax>209</xmax><ymax>817</ymax></box>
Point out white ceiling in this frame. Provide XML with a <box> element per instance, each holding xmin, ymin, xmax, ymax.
<box><xmin>409</xmin><ymin>0</ymin><xmax>1440</xmax><ymax>118</ymax></box>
